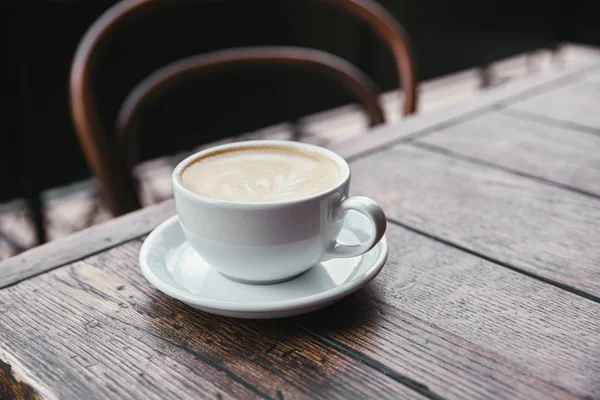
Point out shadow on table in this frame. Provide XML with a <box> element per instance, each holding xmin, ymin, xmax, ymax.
<box><xmin>143</xmin><ymin>282</ymin><xmax>384</xmax><ymax>355</ymax></box>
<box><xmin>295</xmin><ymin>285</ymin><xmax>384</xmax><ymax>328</ymax></box>
<box><xmin>145</xmin><ymin>281</ymin><xmax>383</xmax><ymax>326</ymax></box>
<box><xmin>139</xmin><ymin>283</ymin><xmax>384</xmax><ymax>395</ymax></box>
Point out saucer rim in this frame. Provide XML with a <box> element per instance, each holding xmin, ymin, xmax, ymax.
<box><xmin>139</xmin><ymin>215</ymin><xmax>388</xmax><ymax>313</ymax></box>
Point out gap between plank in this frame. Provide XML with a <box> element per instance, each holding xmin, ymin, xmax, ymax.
<box><xmin>385</xmin><ymin>217</ymin><xmax>600</xmax><ymax>304</ymax></box>
<box><xmin>138</xmin><ymin>216</ymin><xmax>600</xmax><ymax>305</ymax></box>
<box><xmin>1</xmin><ymin>64</ymin><xmax>597</xmax><ymax>400</ymax></box>
<box><xmin>3</xmin><ymin>63</ymin><xmax>598</xmax><ymax>289</ymax></box>
<box><xmin>292</xmin><ymin>323</ymin><xmax>448</xmax><ymax>400</ymax></box>
<box><xmin>408</xmin><ymin>141</ymin><xmax>600</xmax><ymax>202</ymax></box>
<box><xmin>6</xmin><ymin>195</ymin><xmax>600</xmax><ymax>311</ymax></box>
<box><xmin>6</xmin><ymin>184</ymin><xmax>600</xmax><ymax>310</ymax></box>
<box><xmin>0</xmin><ymin>236</ymin><xmax>146</xmax><ymax>290</ymax></box>
<box><xmin>3</xmin><ymin>206</ymin><xmax>597</xmax><ymax>397</ymax></box>
<box><xmin>495</xmin><ymin>106</ymin><xmax>600</xmax><ymax>139</ymax></box>
<box><xmin>147</xmin><ymin>331</ymin><xmax>274</xmax><ymax>400</ymax></box>
<box><xmin>344</xmin><ymin>63</ymin><xmax>599</xmax><ymax>164</ymax></box>
<box><xmin>107</xmin><ymin>312</ymin><xmax>275</xmax><ymax>399</ymax></box>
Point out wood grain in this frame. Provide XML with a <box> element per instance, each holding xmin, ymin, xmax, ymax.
<box><xmin>349</xmin><ymin>144</ymin><xmax>600</xmax><ymax>298</ymax></box>
<box><xmin>0</xmin><ymin>57</ymin><xmax>598</xmax><ymax>400</ymax></box>
<box><xmin>299</xmin><ymin>223</ymin><xmax>600</xmax><ymax>399</ymax></box>
<box><xmin>505</xmin><ymin>79</ymin><xmax>600</xmax><ymax>131</ymax></box>
<box><xmin>0</xmin><ymin>241</ymin><xmax>428</xmax><ymax>400</ymax></box>
<box><xmin>0</xmin><ymin>200</ymin><xmax>175</xmax><ymax>289</ymax></box>
<box><xmin>416</xmin><ymin>111</ymin><xmax>600</xmax><ymax>196</ymax></box>
<box><xmin>3</xmin><ymin>224</ymin><xmax>598</xmax><ymax>399</ymax></box>
<box><xmin>1</xmin><ymin>61</ymin><xmax>599</xmax><ymax>289</ymax></box>
<box><xmin>334</xmin><ymin>61</ymin><xmax>600</xmax><ymax>160</ymax></box>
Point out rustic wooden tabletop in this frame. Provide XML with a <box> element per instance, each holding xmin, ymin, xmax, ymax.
<box><xmin>1</xmin><ymin>61</ymin><xmax>600</xmax><ymax>400</ymax></box>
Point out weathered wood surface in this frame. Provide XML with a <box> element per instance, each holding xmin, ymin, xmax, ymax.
<box><xmin>334</xmin><ymin>61</ymin><xmax>600</xmax><ymax>160</ymax></box>
<box><xmin>583</xmin><ymin>67</ymin><xmax>600</xmax><ymax>84</ymax></box>
<box><xmin>417</xmin><ymin>111</ymin><xmax>600</xmax><ymax>196</ymax></box>
<box><xmin>300</xmin><ymin>223</ymin><xmax>600</xmax><ymax>399</ymax></box>
<box><xmin>2</xmin><ymin>62</ymin><xmax>600</xmax><ymax>289</ymax></box>
<box><xmin>505</xmin><ymin>78</ymin><xmax>600</xmax><ymax>132</ymax></box>
<box><xmin>1</xmin><ymin>225</ymin><xmax>598</xmax><ymax>399</ymax></box>
<box><xmin>0</xmin><ymin>240</ymin><xmax>427</xmax><ymax>400</ymax></box>
<box><xmin>0</xmin><ymin>201</ymin><xmax>175</xmax><ymax>289</ymax></box>
<box><xmin>349</xmin><ymin>144</ymin><xmax>600</xmax><ymax>299</ymax></box>
<box><xmin>1</xmin><ymin>56</ymin><xmax>599</xmax><ymax>400</ymax></box>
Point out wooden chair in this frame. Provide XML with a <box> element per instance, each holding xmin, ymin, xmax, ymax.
<box><xmin>71</xmin><ymin>0</ymin><xmax>417</xmax><ymax>217</ymax></box>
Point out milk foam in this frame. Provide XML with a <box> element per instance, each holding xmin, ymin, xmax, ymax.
<box><xmin>181</xmin><ymin>147</ymin><xmax>342</xmax><ymax>202</ymax></box>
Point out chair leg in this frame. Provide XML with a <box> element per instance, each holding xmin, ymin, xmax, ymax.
<box><xmin>23</xmin><ymin>178</ymin><xmax>46</xmax><ymax>245</ymax></box>
<box><xmin>83</xmin><ymin>196</ymin><xmax>103</xmax><ymax>229</ymax></box>
<box><xmin>291</xmin><ymin>120</ymin><xmax>303</xmax><ymax>141</ymax></box>
<box><xmin>479</xmin><ymin>64</ymin><xmax>492</xmax><ymax>89</ymax></box>
<box><xmin>525</xmin><ymin>52</ymin><xmax>536</xmax><ymax>76</ymax></box>
<box><xmin>551</xmin><ymin>45</ymin><xmax>564</xmax><ymax>69</ymax></box>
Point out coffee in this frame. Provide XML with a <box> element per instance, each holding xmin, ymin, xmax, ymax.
<box><xmin>181</xmin><ymin>146</ymin><xmax>342</xmax><ymax>203</ymax></box>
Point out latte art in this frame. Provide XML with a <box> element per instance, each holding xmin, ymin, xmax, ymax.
<box><xmin>181</xmin><ymin>147</ymin><xmax>342</xmax><ymax>202</ymax></box>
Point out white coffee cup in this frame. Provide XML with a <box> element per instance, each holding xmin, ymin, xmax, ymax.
<box><xmin>172</xmin><ymin>140</ymin><xmax>386</xmax><ymax>284</ymax></box>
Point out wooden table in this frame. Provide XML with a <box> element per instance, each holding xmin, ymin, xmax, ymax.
<box><xmin>2</xmin><ymin>62</ymin><xmax>600</xmax><ymax>400</ymax></box>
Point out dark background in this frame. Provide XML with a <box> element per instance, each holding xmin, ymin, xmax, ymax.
<box><xmin>1</xmin><ymin>0</ymin><xmax>599</xmax><ymax>202</ymax></box>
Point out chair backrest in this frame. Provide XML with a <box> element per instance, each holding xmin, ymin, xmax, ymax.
<box><xmin>71</xmin><ymin>0</ymin><xmax>417</xmax><ymax>216</ymax></box>
<box><xmin>116</xmin><ymin>46</ymin><xmax>386</xmax><ymax>171</ymax></box>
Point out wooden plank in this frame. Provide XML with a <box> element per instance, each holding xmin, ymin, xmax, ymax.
<box><xmin>505</xmin><ymin>78</ymin><xmax>600</xmax><ymax>131</ymax></box>
<box><xmin>0</xmin><ymin>201</ymin><xmax>175</xmax><ymax>289</ymax></box>
<box><xmin>582</xmin><ymin>67</ymin><xmax>600</xmax><ymax>84</ymax></box>
<box><xmin>299</xmin><ymin>223</ymin><xmax>600</xmax><ymax>399</ymax></box>
<box><xmin>3</xmin><ymin>225</ymin><xmax>597</xmax><ymax>399</ymax></box>
<box><xmin>334</xmin><ymin>61</ymin><xmax>600</xmax><ymax>160</ymax></box>
<box><xmin>348</xmin><ymin>144</ymin><xmax>600</xmax><ymax>299</ymax></box>
<box><xmin>0</xmin><ymin>241</ymin><xmax>428</xmax><ymax>400</ymax></box>
<box><xmin>1</xmin><ymin>61</ymin><xmax>599</xmax><ymax>289</ymax></box>
<box><xmin>416</xmin><ymin>111</ymin><xmax>600</xmax><ymax>196</ymax></box>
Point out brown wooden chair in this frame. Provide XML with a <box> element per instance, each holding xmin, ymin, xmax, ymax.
<box><xmin>116</xmin><ymin>47</ymin><xmax>386</xmax><ymax>171</ymax></box>
<box><xmin>71</xmin><ymin>0</ymin><xmax>417</xmax><ymax>217</ymax></box>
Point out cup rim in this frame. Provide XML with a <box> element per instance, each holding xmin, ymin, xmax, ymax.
<box><xmin>172</xmin><ymin>140</ymin><xmax>350</xmax><ymax>208</ymax></box>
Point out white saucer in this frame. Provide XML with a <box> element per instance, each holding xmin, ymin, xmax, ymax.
<box><xmin>139</xmin><ymin>214</ymin><xmax>388</xmax><ymax>319</ymax></box>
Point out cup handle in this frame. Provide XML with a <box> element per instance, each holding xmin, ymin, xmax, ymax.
<box><xmin>324</xmin><ymin>196</ymin><xmax>387</xmax><ymax>260</ymax></box>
